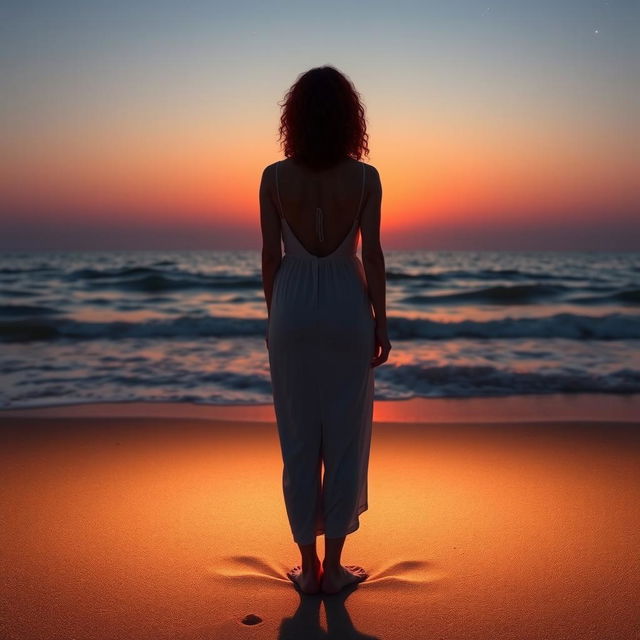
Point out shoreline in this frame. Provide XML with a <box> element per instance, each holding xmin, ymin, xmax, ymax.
<box><xmin>1</xmin><ymin>392</ymin><xmax>639</xmax><ymax>423</ymax></box>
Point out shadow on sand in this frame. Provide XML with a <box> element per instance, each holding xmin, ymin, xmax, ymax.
<box><xmin>278</xmin><ymin>581</ymin><xmax>379</xmax><ymax>640</ymax></box>
<box><xmin>207</xmin><ymin>555</ymin><xmax>438</xmax><ymax>639</ymax></box>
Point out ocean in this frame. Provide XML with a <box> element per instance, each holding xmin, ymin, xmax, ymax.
<box><xmin>1</xmin><ymin>249</ymin><xmax>639</xmax><ymax>409</ymax></box>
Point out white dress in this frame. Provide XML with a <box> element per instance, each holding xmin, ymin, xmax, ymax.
<box><xmin>267</xmin><ymin>160</ymin><xmax>375</xmax><ymax>545</ymax></box>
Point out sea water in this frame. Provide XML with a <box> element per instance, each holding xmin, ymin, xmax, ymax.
<box><xmin>1</xmin><ymin>249</ymin><xmax>639</xmax><ymax>408</ymax></box>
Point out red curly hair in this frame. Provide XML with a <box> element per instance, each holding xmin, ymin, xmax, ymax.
<box><xmin>277</xmin><ymin>65</ymin><xmax>370</xmax><ymax>171</ymax></box>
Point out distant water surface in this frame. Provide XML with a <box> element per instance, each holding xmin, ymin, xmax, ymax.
<box><xmin>1</xmin><ymin>249</ymin><xmax>639</xmax><ymax>408</ymax></box>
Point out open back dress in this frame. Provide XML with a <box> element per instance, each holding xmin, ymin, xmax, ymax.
<box><xmin>267</xmin><ymin>160</ymin><xmax>375</xmax><ymax>546</ymax></box>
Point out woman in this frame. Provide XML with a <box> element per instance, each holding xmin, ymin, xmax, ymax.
<box><xmin>260</xmin><ymin>65</ymin><xmax>391</xmax><ymax>596</ymax></box>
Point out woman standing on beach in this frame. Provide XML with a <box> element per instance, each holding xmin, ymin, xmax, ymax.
<box><xmin>260</xmin><ymin>65</ymin><xmax>390</xmax><ymax>595</ymax></box>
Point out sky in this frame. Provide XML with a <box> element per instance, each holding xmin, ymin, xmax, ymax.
<box><xmin>0</xmin><ymin>0</ymin><xmax>638</xmax><ymax>251</ymax></box>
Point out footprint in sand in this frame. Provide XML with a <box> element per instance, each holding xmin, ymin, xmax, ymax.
<box><xmin>240</xmin><ymin>613</ymin><xmax>263</xmax><ymax>625</ymax></box>
<box><xmin>209</xmin><ymin>555</ymin><xmax>443</xmax><ymax>589</ymax></box>
<box><xmin>361</xmin><ymin>559</ymin><xmax>444</xmax><ymax>588</ymax></box>
<box><xmin>208</xmin><ymin>554</ymin><xmax>292</xmax><ymax>584</ymax></box>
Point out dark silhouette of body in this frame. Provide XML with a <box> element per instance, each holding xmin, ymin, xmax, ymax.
<box><xmin>260</xmin><ymin>66</ymin><xmax>390</xmax><ymax>595</ymax></box>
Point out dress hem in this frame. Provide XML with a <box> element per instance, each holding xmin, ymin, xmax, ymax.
<box><xmin>293</xmin><ymin>503</ymin><xmax>369</xmax><ymax>546</ymax></box>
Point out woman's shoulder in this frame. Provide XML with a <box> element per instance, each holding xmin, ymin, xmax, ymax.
<box><xmin>265</xmin><ymin>157</ymin><xmax>380</xmax><ymax>181</ymax></box>
<box><xmin>358</xmin><ymin>161</ymin><xmax>381</xmax><ymax>190</ymax></box>
<box><xmin>260</xmin><ymin>161</ymin><xmax>282</xmax><ymax>185</ymax></box>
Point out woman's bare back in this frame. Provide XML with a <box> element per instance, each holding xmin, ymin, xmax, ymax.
<box><xmin>275</xmin><ymin>157</ymin><xmax>370</xmax><ymax>258</ymax></box>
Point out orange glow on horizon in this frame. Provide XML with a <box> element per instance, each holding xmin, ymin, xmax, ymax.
<box><xmin>2</xmin><ymin>121</ymin><xmax>637</xmax><ymax>242</ymax></box>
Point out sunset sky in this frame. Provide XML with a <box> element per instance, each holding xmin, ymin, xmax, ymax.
<box><xmin>1</xmin><ymin>0</ymin><xmax>638</xmax><ymax>251</ymax></box>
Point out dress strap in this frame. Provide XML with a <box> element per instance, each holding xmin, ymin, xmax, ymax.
<box><xmin>275</xmin><ymin>160</ymin><xmax>284</xmax><ymax>219</ymax></box>
<box><xmin>277</xmin><ymin>160</ymin><xmax>365</xmax><ymax>224</ymax></box>
<box><xmin>356</xmin><ymin>163</ymin><xmax>366</xmax><ymax>221</ymax></box>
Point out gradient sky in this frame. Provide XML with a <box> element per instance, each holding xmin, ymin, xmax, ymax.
<box><xmin>1</xmin><ymin>0</ymin><xmax>638</xmax><ymax>251</ymax></box>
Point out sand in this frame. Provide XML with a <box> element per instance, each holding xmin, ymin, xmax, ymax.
<box><xmin>1</xmin><ymin>399</ymin><xmax>639</xmax><ymax>639</ymax></box>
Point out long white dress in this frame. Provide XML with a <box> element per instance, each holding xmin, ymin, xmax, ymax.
<box><xmin>267</xmin><ymin>160</ymin><xmax>375</xmax><ymax>545</ymax></box>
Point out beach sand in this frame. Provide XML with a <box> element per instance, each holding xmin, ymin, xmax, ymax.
<box><xmin>2</xmin><ymin>398</ymin><xmax>639</xmax><ymax>639</ymax></box>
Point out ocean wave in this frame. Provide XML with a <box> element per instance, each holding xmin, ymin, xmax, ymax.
<box><xmin>402</xmin><ymin>283</ymin><xmax>569</xmax><ymax>305</ymax></box>
<box><xmin>0</xmin><ymin>266</ymin><xmax>54</xmax><ymax>274</ymax></box>
<box><xmin>571</xmin><ymin>288</ymin><xmax>640</xmax><ymax>305</ymax></box>
<box><xmin>0</xmin><ymin>304</ymin><xmax>62</xmax><ymax>317</ymax></box>
<box><xmin>386</xmin><ymin>271</ymin><xmax>444</xmax><ymax>282</ymax></box>
<box><xmin>390</xmin><ymin>313</ymin><xmax>640</xmax><ymax>340</ymax></box>
<box><xmin>376</xmin><ymin>363</ymin><xmax>640</xmax><ymax>396</ymax></box>
<box><xmin>68</xmin><ymin>266</ymin><xmax>159</xmax><ymax>279</ymax></box>
<box><xmin>0</xmin><ymin>289</ymin><xmax>37</xmax><ymax>298</ymax></box>
<box><xmin>386</xmin><ymin>268</ymin><xmax>591</xmax><ymax>283</ymax></box>
<box><xmin>65</xmin><ymin>266</ymin><xmax>262</xmax><ymax>292</ymax></box>
<box><xmin>3</xmin><ymin>362</ymin><xmax>639</xmax><ymax>408</ymax></box>
<box><xmin>1</xmin><ymin>312</ymin><xmax>639</xmax><ymax>342</ymax></box>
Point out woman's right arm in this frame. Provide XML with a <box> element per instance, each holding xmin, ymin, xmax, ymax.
<box><xmin>360</xmin><ymin>165</ymin><xmax>391</xmax><ymax>367</ymax></box>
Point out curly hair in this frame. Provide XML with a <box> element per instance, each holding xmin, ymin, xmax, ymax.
<box><xmin>277</xmin><ymin>65</ymin><xmax>370</xmax><ymax>171</ymax></box>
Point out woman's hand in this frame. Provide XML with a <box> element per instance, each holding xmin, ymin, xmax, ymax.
<box><xmin>371</xmin><ymin>321</ymin><xmax>391</xmax><ymax>367</ymax></box>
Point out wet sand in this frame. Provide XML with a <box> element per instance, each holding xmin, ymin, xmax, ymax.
<box><xmin>2</xmin><ymin>400</ymin><xmax>639</xmax><ymax>639</ymax></box>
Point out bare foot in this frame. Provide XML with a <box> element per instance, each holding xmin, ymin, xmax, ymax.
<box><xmin>286</xmin><ymin>559</ymin><xmax>322</xmax><ymax>594</ymax></box>
<box><xmin>321</xmin><ymin>564</ymin><xmax>368</xmax><ymax>594</ymax></box>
